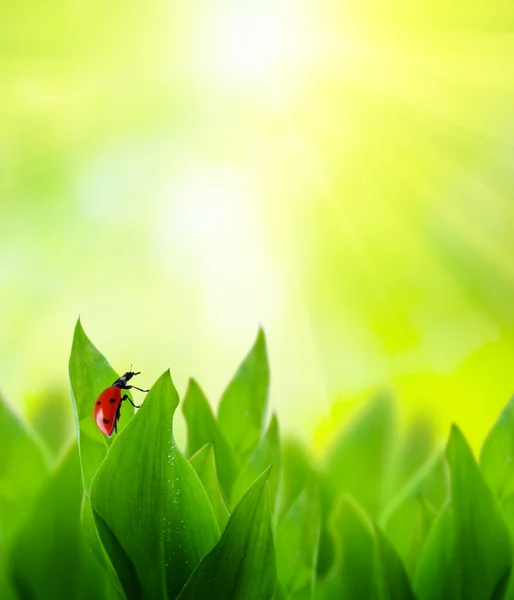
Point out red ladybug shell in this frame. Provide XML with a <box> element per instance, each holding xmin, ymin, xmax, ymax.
<box><xmin>94</xmin><ymin>386</ymin><xmax>122</xmax><ymax>437</ymax></box>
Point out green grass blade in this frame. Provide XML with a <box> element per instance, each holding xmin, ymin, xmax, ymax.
<box><xmin>318</xmin><ymin>393</ymin><xmax>396</xmax><ymax>577</ymax></box>
<box><xmin>276</xmin><ymin>481</ymin><xmax>320</xmax><ymax>598</ymax></box>
<box><xmin>276</xmin><ymin>438</ymin><xmax>313</xmax><ymax>524</ymax></box>
<box><xmin>323</xmin><ymin>393</ymin><xmax>396</xmax><ymax>518</ymax></box>
<box><xmin>480</xmin><ymin>396</ymin><xmax>514</xmax><ymax>500</ymax></box>
<box><xmin>190</xmin><ymin>443</ymin><xmax>230</xmax><ymax>531</ymax></box>
<box><xmin>182</xmin><ymin>378</ymin><xmax>240</xmax><ymax>500</ymax></box>
<box><xmin>230</xmin><ymin>414</ymin><xmax>281</xmax><ymax>511</ymax></box>
<box><xmin>381</xmin><ymin>450</ymin><xmax>448</xmax><ymax>577</ymax></box>
<box><xmin>0</xmin><ymin>575</ymin><xmax>17</xmax><ymax>600</ymax></box>
<box><xmin>274</xmin><ymin>581</ymin><xmax>313</xmax><ymax>600</ymax></box>
<box><xmin>93</xmin><ymin>512</ymin><xmax>142</xmax><ymax>600</ymax></box>
<box><xmin>316</xmin><ymin>496</ymin><xmax>414</xmax><ymax>600</ymax></box>
<box><xmin>69</xmin><ymin>318</ymin><xmax>136</xmax><ymax>494</ymax></box>
<box><xmin>414</xmin><ymin>425</ymin><xmax>511</xmax><ymax>600</ymax></box>
<box><xmin>81</xmin><ymin>493</ymin><xmax>110</xmax><ymax>573</ymax></box>
<box><xmin>90</xmin><ymin>370</ymin><xmax>220</xmax><ymax>600</ymax></box>
<box><xmin>273</xmin><ymin>582</ymin><xmax>289</xmax><ymax>599</ymax></box>
<box><xmin>81</xmin><ymin>494</ymin><xmax>125</xmax><ymax>599</ymax></box>
<box><xmin>478</xmin><ymin>396</ymin><xmax>514</xmax><ymax>599</ymax></box>
<box><xmin>217</xmin><ymin>329</ymin><xmax>270</xmax><ymax>464</ymax></box>
<box><xmin>8</xmin><ymin>445</ymin><xmax>111</xmax><ymax>600</ymax></box>
<box><xmin>0</xmin><ymin>391</ymin><xmax>48</xmax><ymax>542</ymax></box>
<box><xmin>176</xmin><ymin>469</ymin><xmax>277</xmax><ymax>600</ymax></box>
<box><xmin>326</xmin><ymin>498</ymin><xmax>374</xmax><ymax>599</ymax></box>
<box><xmin>373</xmin><ymin>526</ymin><xmax>416</xmax><ymax>600</ymax></box>
<box><xmin>0</xmin><ymin>537</ymin><xmax>17</xmax><ymax>600</ymax></box>
<box><xmin>389</xmin><ymin>418</ymin><xmax>435</xmax><ymax>500</ymax></box>
<box><xmin>498</xmin><ymin>493</ymin><xmax>514</xmax><ymax>599</ymax></box>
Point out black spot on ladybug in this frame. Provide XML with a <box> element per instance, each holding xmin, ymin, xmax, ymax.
<box><xmin>110</xmin><ymin>397</ymin><xmax>116</xmax><ymax>403</ymax></box>
<box><xmin>103</xmin><ymin>418</ymin><xmax>110</xmax><ymax>424</ymax></box>
<box><xmin>96</xmin><ymin>401</ymin><xmax>101</xmax><ymax>405</ymax></box>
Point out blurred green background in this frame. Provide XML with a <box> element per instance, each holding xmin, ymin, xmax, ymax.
<box><xmin>2</xmin><ymin>0</ymin><xmax>514</xmax><ymax>452</ymax></box>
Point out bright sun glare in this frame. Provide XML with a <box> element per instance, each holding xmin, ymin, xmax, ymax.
<box><xmin>158</xmin><ymin>165</ymin><xmax>280</xmax><ymax>332</ymax></box>
<box><xmin>198</xmin><ymin>2</ymin><xmax>309</xmax><ymax>98</ymax></box>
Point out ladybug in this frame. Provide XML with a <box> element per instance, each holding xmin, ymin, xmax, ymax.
<box><xmin>94</xmin><ymin>371</ymin><xmax>149</xmax><ymax>437</ymax></box>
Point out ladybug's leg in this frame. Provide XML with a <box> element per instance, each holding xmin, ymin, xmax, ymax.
<box><xmin>114</xmin><ymin>405</ymin><xmax>121</xmax><ymax>435</ymax></box>
<box><xmin>124</xmin><ymin>385</ymin><xmax>150</xmax><ymax>393</ymax></box>
<box><xmin>122</xmin><ymin>394</ymin><xmax>141</xmax><ymax>409</ymax></box>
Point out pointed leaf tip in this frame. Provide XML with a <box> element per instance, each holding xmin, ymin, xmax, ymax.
<box><xmin>480</xmin><ymin>395</ymin><xmax>514</xmax><ymax>499</ymax></box>
<box><xmin>321</xmin><ymin>495</ymin><xmax>414</xmax><ymax>600</ymax></box>
<box><xmin>72</xmin><ymin>316</ymin><xmax>85</xmax><ymax>341</ymax></box>
<box><xmin>185</xmin><ymin>377</ymin><xmax>202</xmax><ymax>396</ymax></box>
<box><xmin>229</xmin><ymin>415</ymin><xmax>280</xmax><ymax>510</ymax></box>
<box><xmin>176</xmin><ymin>466</ymin><xmax>276</xmax><ymax>600</ymax></box>
<box><xmin>144</xmin><ymin>369</ymin><xmax>179</xmax><ymax>415</ymax></box>
<box><xmin>69</xmin><ymin>321</ymin><xmax>125</xmax><ymax>493</ymax></box>
<box><xmin>190</xmin><ymin>443</ymin><xmax>230</xmax><ymax>530</ymax></box>
<box><xmin>415</xmin><ymin>421</ymin><xmax>511</xmax><ymax>600</ymax></box>
<box><xmin>446</xmin><ymin>424</ymin><xmax>471</xmax><ymax>462</ymax></box>
<box><xmin>217</xmin><ymin>329</ymin><xmax>270</xmax><ymax>464</ymax></box>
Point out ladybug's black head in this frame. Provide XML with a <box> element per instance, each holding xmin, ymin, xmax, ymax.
<box><xmin>112</xmin><ymin>371</ymin><xmax>141</xmax><ymax>388</ymax></box>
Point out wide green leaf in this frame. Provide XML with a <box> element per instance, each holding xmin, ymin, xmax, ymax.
<box><xmin>190</xmin><ymin>443</ymin><xmax>230</xmax><ymax>531</ymax></box>
<box><xmin>414</xmin><ymin>425</ymin><xmax>511</xmax><ymax>600</ymax></box>
<box><xmin>182</xmin><ymin>378</ymin><xmax>240</xmax><ymax>500</ymax></box>
<box><xmin>0</xmin><ymin>391</ymin><xmax>48</xmax><ymax>542</ymax></box>
<box><xmin>480</xmin><ymin>396</ymin><xmax>514</xmax><ymax>500</ymax></box>
<box><xmin>217</xmin><ymin>329</ymin><xmax>270</xmax><ymax>464</ymax></box>
<box><xmin>316</xmin><ymin>496</ymin><xmax>414</xmax><ymax>600</ymax></box>
<box><xmin>9</xmin><ymin>445</ymin><xmax>111</xmax><ymax>600</ymax></box>
<box><xmin>176</xmin><ymin>469</ymin><xmax>277</xmax><ymax>600</ymax></box>
<box><xmin>381</xmin><ymin>450</ymin><xmax>448</xmax><ymax>577</ymax></box>
<box><xmin>276</xmin><ymin>481</ymin><xmax>320</xmax><ymax>598</ymax></box>
<box><xmin>69</xmin><ymin>318</ymin><xmax>137</xmax><ymax>494</ymax></box>
<box><xmin>230</xmin><ymin>414</ymin><xmax>280</xmax><ymax>511</ymax></box>
<box><xmin>90</xmin><ymin>370</ymin><xmax>220</xmax><ymax>600</ymax></box>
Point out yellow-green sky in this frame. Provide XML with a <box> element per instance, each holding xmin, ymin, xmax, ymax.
<box><xmin>2</xmin><ymin>0</ymin><xmax>514</xmax><ymax>451</ymax></box>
